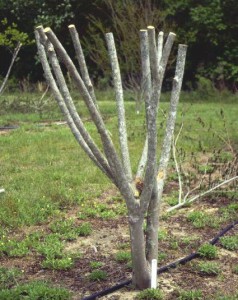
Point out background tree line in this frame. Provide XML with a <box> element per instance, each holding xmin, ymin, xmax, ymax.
<box><xmin>0</xmin><ymin>0</ymin><xmax>237</xmax><ymax>91</ymax></box>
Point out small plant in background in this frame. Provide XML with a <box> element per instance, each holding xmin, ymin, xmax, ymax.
<box><xmin>42</xmin><ymin>256</ymin><xmax>74</xmax><ymax>270</ymax></box>
<box><xmin>35</xmin><ymin>233</ymin><xmax>64</xmax><ymax>259</ymax></box>
<box><xmin>220</xmin><ymin>235</ymin><xmax>238</xmax><ymax>251</ymax></box>
<box><xmin>178</xmin><ymin>289</ymin><xmax>203</xmax><ymax>300</ymax></box>
<box><xmin>196</xmin><ymin>261</ymin><xmax>221</xmax><ymax>275</ymax></box>
<box><xmin>0</xmin><ymin>238</ymin><xmax>29</xmax><ymax>258</ymax></box>
<box><xmin>77</xmin><ymin>222</ymin><xmax>92</xmax><ymax>236</ymax></box>
<box><xmin>232</xmin><ymin>265</ymin><xmax>238</xmax><ymax>275</ymax></box>
<box><xmin>197</xmin><ymin>243</ymin><xmax>218</xmax><ymax>259</ymax></box>
<box><xmin>157</xmin><ymin>252</ymin><xmax>167</xmax><ymax>262</ymax></box>
<box><xmin>158</xmin><ymin>229</ymin><xmax>168</xmax><ymax>241</ymax></box>
<box><xmin>89</xmin><ymin>270</ymin><xmax>107</xmax><ymax>282</ymax></box>
<box><xmin>136</xmin><ymin>288</ymin><xmax>164</xmax><ymax>300</ymax></box>
<box><xmin>115</xmin><ymin>251</ymin><xmax>131</xmax><ymax>263</ymax></box>
<box><xmin>187</xmin><ymin>211</ymin><xmax>208</xmax><ymax>228</ymax></box>
<box><xmin>90</xmin><ymin>261</ymin><xmax>104</xmax><ymax>269</ymax></box>
<box><xmin>0</xmin><ymin>267</ymin><xmax>23</xmax><ymax>289</ymax></box>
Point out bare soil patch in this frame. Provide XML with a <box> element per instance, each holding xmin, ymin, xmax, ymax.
<box><xmin>0</xmin><ymin>193</ymin><xmax>237</xmax><ymax>300</ymax></box>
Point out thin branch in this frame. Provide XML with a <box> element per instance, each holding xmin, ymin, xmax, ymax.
<box><xmin>105</xmin><ymin>32</ymin><xmax>133</xmax><ymax>182</ymax></box>
<box><xmin>68</xmin><ymin>25</ymin><xmax>97</xmax><ymax>104</ymax></box>
<box><xmin>167</xmin><ymin>175</ymin><xmax>238</xmax><ymax>212</ymax></box>
<box><xmin>136</xmin><ymin>29</ymin><xmax>151</xmax><ymax>179</ymax></box>
<box><xmin>172</xmin><ymin>123</ymin><xmax>184</xmax><ymax>204</ymax></box>
<box><xmin>0</xmin><ymin>42</ymin><xmax>22</xmax><ymax>95</ymax></box>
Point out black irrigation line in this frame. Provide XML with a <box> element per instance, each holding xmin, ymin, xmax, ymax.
<box><xmin>0</xmin><ymin>125</ymin><xmax>19</xmax><ymax>131</ymax></box>
<box><xmin>82</xmin><ymin>219</ymin><xmax>238</xmax><ymax>300</ymax></box>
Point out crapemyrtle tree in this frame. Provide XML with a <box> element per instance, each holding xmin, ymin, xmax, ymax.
<box><xmin>35</xmin><ymin>24</ymin><xmax>187</xmax><ymax>289</ymax></box>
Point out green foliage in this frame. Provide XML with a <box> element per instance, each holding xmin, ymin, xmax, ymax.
<box><xmin>77</xmin><ymin>222</ymin><xmax>92</xmax><ymax>236</ymax></box>
<box><xmin>115</xmin><ymin>251</ymin><xmax>131</xmax><ymax>263</ymax></box>
<box><xmin>0</xmin><ymin>18</ymin><xmax>31</xmax><ymax>48</ymax></box>
<box><xmin>136</xmin><ymin>288</ymin><xmax>164</xmax><ymax>300</ymax></box>
<box><xmin>88</xmin><ymin>270</ymin><xmax>107</xmax><ymax>282</ymax></box>
<box><xmin>35</xmin><ymin>234</ymin><xmax>64</xmax><ymax>259</ymax></box>
<box><xmin>42</xmin><ymin>257</ymin><xmax>74</xmax><ymax>270</ymax></box>
<box><xmin>0</xmin><ymin>238</ymin><xmax>29</xmax><ymax>257</ymax></box>
<box><xmin>220</xmin><ymin>235</ymin><xmax>238</xmax><ymax>251</ymax></box>
<box><xmin>0</xmin><ymin>280</ymin><xmax>71</xmax><ymax>299</ymax></box>
<box><xmin>197</xmin><ymin>243</ymin><xmax>218</xmax><ymax>259</ymax></box>
<box><xmin>178</xmin><ymin>289</ymin><xmax>203</xmax><ymax>300</ymax></box>
<box><xmin>89</xmin><ymin>261</ymin><xmax>104</xmax><ymax>269</ymax></box>
<box><xmin>0</xmin><ymin>267</ymin><xmax>22</xmax><ymax>289</ymax></box>
<box><xmin>196</xmin><ymin>261</ymin><xmax>221</xmax><ymax>275</ymax></box>
<box><xmin>187</xmin><ymin>211</ymin><xmax>221</xmax><ymax>229</ymax></box>
<box><xmin>232</xmin><ymin>265</ymin><xmax>238</xmax><ymax>275</ymax></box>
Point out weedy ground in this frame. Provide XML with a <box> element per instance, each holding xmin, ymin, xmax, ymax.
<box><xmin>0</xmin><ymin>91</ymin><xmax>237</xmax><ymax>299</ymax></box>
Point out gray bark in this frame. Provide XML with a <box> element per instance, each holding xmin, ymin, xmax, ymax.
<box><xmin>157</xmin><ymin>44</ymin><xmax>187</xmax><ymax>201</ymax></box>
<box><xmin>68</xmin><ymin>25</ymin><xmax>97</xmax><ymax>103</ymax></box>
<box><xmin>136</xmin><ymin>30</ymin><xmax>151</xmax><ymax>179</ymax></box>
<box><xmin>105</xmin><ymin>33</ymin><xmax>132</xmax><ymax>183</ymax></box>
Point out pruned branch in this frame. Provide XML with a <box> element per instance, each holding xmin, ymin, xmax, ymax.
<box><xmin>105</xmin><ymin>32</ymin><xmax>133</xmax><ymax>182</ymax></box>
<box><xmin>156</xmin><ymin>44</ymin><xmax>187</xmax><ymax>200</ymax></box>
<box><xmin>68</xmin><ymin>25</ymin><xmax>97</xmax><ymax>104</ymax></box>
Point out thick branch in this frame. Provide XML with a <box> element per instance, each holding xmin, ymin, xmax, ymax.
<box><xmin>156</xmin><ymin>44</ymin><xmax>187</xmax><ymax>194</ymax></box>
<box><xmin>137</xmin><ymin>31</ymin><xmax>176</xmax><ymax>180</ymax></box>
<box><xmin>105</xmin><ymin>32</ymin><xmax>132</xmax><ymax>182</ymax></box>
<box><xmin>136</xmin><ymin>30</ymin><xmax>151</xmax><ymax>179</ymax></box>
<box><xmin>140</xmin><ymin>26</ymin><xmax>160</xmax><ymax>213</ymax></box>
<box><xmin>68</xmin><ymin>25</ymin><xmax>97</xmax><ymax>103</ymax></box>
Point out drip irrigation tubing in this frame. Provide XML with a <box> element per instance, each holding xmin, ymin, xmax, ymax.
<box><xmin>0</xmin><ymin>125</ymin><xmax>19</xmax><ymax>131</ymax></box>
<box><xmin>82</xmin><ymin>220</ymin><xmax>238</xmax><ymax>300</ymax></box>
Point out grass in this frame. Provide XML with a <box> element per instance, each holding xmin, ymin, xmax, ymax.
<box><xmin>88</xmin><ymin>270</ymin><xmax>107</xmax><ymax>281</ymax></box>
<box><xmin>136</xmin><ymin>288</ymin><xmax>164</xmax><ymax>300</ymax></box>
<box><xmin>0</xmin><ymin>280</ymin><xmax>71</xmax><ymax>299</ymax></box>
<box><xmin>220</xmin><ymin>235</ymin><xmax>238</xmax><ymax>251</ymax></box>
<box><xmin>0</xmin><ymin>92</ymin><xmax>238</xmax><ymax>296</ymax></box>
<box><xmin>197</xmin><ymin>244</ymin><xmax>218</xmax><ymax>259</ymax></box>
<box><xmin>178</xmin><ymin>289</ymin><xmax>203</xmax><ymax>300</ymax></box>
<box><xmin>195</xmin><ymin>261</ymin><xmax>221</xmax><ymax>275</ymax></box>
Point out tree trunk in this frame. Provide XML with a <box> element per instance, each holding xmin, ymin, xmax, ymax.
<box><xmin>128</xmin><ymin>214</ymin><xmax>151</xmax><ymax>289</ymax></box>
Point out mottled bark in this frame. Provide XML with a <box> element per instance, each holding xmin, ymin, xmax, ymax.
<box><xmin>68</xmin><ymin>25</ymin><xmax>97</xmax><ymax>104</ymax></box>
<box><xmin>157</xmin><ymin>44</ymin><xmax>187</xmax><ymax>203</ymax></box>
<box><xmin>136</xmin><ymin>30</ymin><xmax>151</xmax><ymax>179</ymax></box>
<box><xmin>105</xmin><ymin>33</ymin><xmax>132</xmax><ymax>182</ymax></box>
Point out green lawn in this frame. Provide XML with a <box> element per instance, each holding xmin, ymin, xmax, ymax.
<box><xmin>0</xmin><ymin>92</ymin><xmax>237</xmax><ymax>230</ymax></box>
